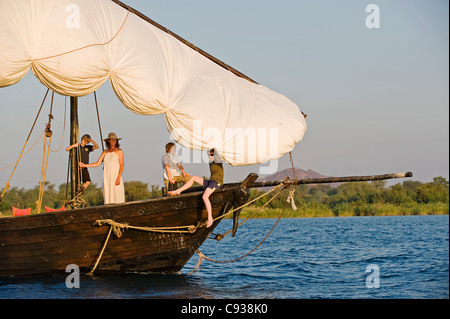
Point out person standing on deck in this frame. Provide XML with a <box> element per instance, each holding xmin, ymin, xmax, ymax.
<box><xmin>168</xmin><ymin>149</ymin><xmax>223</xmax><ymax>228</ymax></box>
<box><xmin>80</xmin><ymin>132</ymin><xmax>125</xmax><ymax>204</ymax></box>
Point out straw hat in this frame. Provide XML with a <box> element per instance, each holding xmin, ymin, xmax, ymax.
<box><xmin>104</xmin><ymin>132</ymin><xmax>122</xmax><ymax>141</ymax></box>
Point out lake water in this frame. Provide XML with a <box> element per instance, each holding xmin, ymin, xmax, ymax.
<box><xmin>0</xmin><ymin>215</ymin><xmax>448</xmax><ymax>301</ymax></box>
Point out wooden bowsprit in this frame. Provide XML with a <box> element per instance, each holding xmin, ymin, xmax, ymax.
<box><xmin>247</xmin><ymin>172</ymin><xmax>413</xmax><ymax>189</ymax></box>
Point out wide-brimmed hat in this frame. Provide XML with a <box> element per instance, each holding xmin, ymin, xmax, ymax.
<box><xmin>104</xmin><ymin>132</ymin><xmax>122</xmax><ymax>141</ymax></box>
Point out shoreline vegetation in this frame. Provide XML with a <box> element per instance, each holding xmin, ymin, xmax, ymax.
<box><xmin>236</xmin><ymin>176</ymin><xmax>449</xmax><ymax>218</ymax></box>
<box><xmin>0</xmin><ymin>177</ymin><xmax>448</xmax><ymax>218</ymax></box>
<box><xmin>235</xmin><ymin>202</ymin><xmax>449</xmax><ymax>219</ymax></box>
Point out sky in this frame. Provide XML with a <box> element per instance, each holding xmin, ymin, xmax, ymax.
<box><xmin>0</xmin><ymin>0</ymin><xmax>448</xmax><ymax>190</ymax></box>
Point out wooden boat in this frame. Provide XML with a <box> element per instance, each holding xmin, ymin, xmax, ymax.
<box><xmin>0</xmin><ymin>0</ymin><xmax>299</xmax><ymax>277</ymax></box>
<box><xmin>0</xmin><ymin>0</ymin><xmax>306</xmax><ymax>278</ymax></box>
<box><xmin>0</xmin><ymin>174</ymin><xmax>258</xmax><ymax>277</ymax></box>
<box><xmin>0</xmin><ymin>1</ymin><xmax>412</xmax><ymax>277</ymax></box>
<box><xmin>0</xmin><ymin>172</ymin><xmax>412</xmax><ymax>277</ymax></box>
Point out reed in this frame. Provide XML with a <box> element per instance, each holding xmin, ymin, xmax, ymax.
<box><xmin>224</xmin><ymin>202</ymin><xmax>449</xmax><ymax>219</ymax></box>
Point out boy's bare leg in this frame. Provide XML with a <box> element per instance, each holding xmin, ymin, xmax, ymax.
<box><xmin>168</xmin><ymin>176</ymin><xmax>204</xmax><ymax>195</ymax></box>
<box><xmin>202</xmin><ymin>187</ymin><xmax>215</xmax><ymax>228</ymax></box>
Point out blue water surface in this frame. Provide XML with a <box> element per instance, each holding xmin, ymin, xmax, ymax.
<box><xmin>0</xmin><ymin>215</ymin><xmax>448</xmax><ymax>299</ymax></box>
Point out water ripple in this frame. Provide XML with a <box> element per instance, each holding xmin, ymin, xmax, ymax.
<box><xmin>1</xmin><ymin>215</ymin><xmax>448</xmax><ymax>299</ymax></box>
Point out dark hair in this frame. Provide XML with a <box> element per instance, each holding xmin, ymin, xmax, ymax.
<box><xmin>105</xmin><ymin>139</ymin><xmax>120</xmax><ymax>149</ymax></box>
<box><xmin>165</xmin><ymin>142</ymin><xmax>175</xmax><ymax>153</ymax></box>
<box><xmin>81</xmin><ymin>134</ymin><xmax>91</xmax><ymax>141</ymax></box>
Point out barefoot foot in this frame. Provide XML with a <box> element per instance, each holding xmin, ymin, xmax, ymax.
<box><xmin>206</xmin><ymin>218</ymin><xmax>214</xmax><ymax>228</ymax></box>
<box><xmin>168</xmin><ymin>190</ymin><xmax>181</xmax><ymax>196</ymax></box>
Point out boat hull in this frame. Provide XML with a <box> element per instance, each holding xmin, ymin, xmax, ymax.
<box><xmin>0</xmin><ymin>185</ymin><xmax>240</xmax><ymax>277</ymax></box>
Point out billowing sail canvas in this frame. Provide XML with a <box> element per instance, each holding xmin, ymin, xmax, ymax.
<box><xmin>0</xmin><ymin>0</ymin><xmax>307</xmax><ymax>166</ymax></box>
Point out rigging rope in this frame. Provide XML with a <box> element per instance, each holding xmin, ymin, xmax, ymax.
<box><xmin>0</xmin><ymin>129</ymin><xmax>46</xmax><ymax>172</ymax></box>
<box><xmin>189</xmin><ymin>209</ymin><xmax>285</xmax><ymax>275</ymax></box>
<box><xmin>76</xmin><ymin>143</ymin><xmax>83</xmax><ymax>192</ymax></box>
<box><xmin>94</xmin><ymin>91</ymin><xmax>105</xmax><ymax>151</ymax></box>
<box><xmin>210</xmin><ymin>183</ymin><xmax>285</xmax><ymax>224</ymax></box>
<box><xmin>50</xmin><ymin>95</ymin><xmax>67</xmax><ymax>153</ymax></box>
<box><xmin>36</xmin><ymin>131</ymin><xmax>52</xmax><ymax>214</ymax></box>
<box><xmin>210</xmin><ymin>183</ymin><xmax>285</xmax><ymax>241</ymax></box>
<box><xmin>1</xmin><ymin>90</ymin><xmax>68</xmax><ymax>209</ymax></box>
<box><xmin>87</xmin><ymin>182</ymin><xmax>295</xmax><ymax>275</ymax></box>
<box><xmin>0</xmin><ymin>89</ymin><xmax>49</xmax><ymax>206</ymax></box>
<box><xmin>188</xmin><ymin>186</ymin><xmax>295</xmax><ymax>275</ymax></box>
<box><xmin>36</xmin><ymin>92</ymin><xmax>55</xmax><ymax>214</ymax></box>
<box><xmin>289</xmin><ymin>151</ymin><xmax>298</xmax><ymax>181</ymax></box>
<box><xmin>87</xmin><ymin>219</ymin><xmax>202</xmax><ymax>275</ymax></box>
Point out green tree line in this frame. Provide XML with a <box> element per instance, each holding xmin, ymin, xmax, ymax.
<box><xmin>0</xmin><ymin>177</ymin><xmax>448</xmax><ymax>218</ymax></box>
<box><xmin>245</xmin><ymin>177</ymin><xmax>449</xmax><ymax>218</ymax></box>
<box><xmin>0</xmin><ymin>181</ymin><xmax>161</xmax><ymax>216</ymax></box>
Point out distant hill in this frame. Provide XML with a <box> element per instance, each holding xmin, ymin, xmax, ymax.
<box><xmin>257</xmin><ymin>167</ymin><xmax>329</xmax><ymax>182</ymax></box>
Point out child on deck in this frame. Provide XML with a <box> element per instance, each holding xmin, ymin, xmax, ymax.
<box><xmin>66</xmin><ymin>134</ymin><xmax>99</xmax><ymax>190</ymax></box>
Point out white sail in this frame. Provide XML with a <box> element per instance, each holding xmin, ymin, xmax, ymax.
<box><xmin>0</xmin><ymin>0</ymin><xmax>307</xmax><ymax>166</ymax></box>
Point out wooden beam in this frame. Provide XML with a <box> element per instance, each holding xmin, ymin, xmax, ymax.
<box><xmin>248</xmin><ymin>172</ymin><xmax>413</xmax><ymax>188</ymax></box>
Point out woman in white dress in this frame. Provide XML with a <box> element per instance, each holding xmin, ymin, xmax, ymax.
<box><xmin>80</xmin><ymin>132</ymin><xmax>125</xmax><ymax>204</ymax></box>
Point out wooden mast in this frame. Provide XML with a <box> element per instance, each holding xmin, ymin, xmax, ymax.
<box><xmin>69</xmin><ymin>97</ymin><xmax>80</xmax><ymax>199</ymax></box>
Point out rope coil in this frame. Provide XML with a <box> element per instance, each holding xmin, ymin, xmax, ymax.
<box><xmin>64</xmin><ymin>190</ymin><xmax>87</xmax><ymax>210</ymax></box>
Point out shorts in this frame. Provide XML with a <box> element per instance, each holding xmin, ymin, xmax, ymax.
<box><xmin>81</xmin><ymin>168</ymin><xmax>91</xmax><ymax>183</ymax></box>
<box><xmin>203</xmin><ymin>179</ymin><xmax>221</xmax><ymax>191</ymax></box>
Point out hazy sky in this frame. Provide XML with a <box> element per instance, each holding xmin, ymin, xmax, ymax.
<box><xmin>0</xmin><ymin>0</ymin><xmax>448</xmax><ymax>190</ymax></box>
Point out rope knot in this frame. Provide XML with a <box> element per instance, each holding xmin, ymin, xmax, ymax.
<box><xmin>212</xmin><ymin>233</ymin><xmax>224</xmax><ymax>241</ymax></box>
<box><xmin>187</xmin><ymin>224</ymin><xmax>197</xmax><ymax>233</ymax></box>
<box><xmin>93</xmin><ymin>219</ymin><xmax>128</xmax><ymax>238</ymax></box>
<box><xmin>112</xmin><ymin>224</ymin><xmax>126</xmax><ymax>238</ymax></box>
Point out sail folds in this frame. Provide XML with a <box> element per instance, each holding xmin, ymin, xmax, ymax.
<box><xmin>0</xmin><ymin>0</ymin><xmax>307</xmax><ymax>166</ymax></box>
